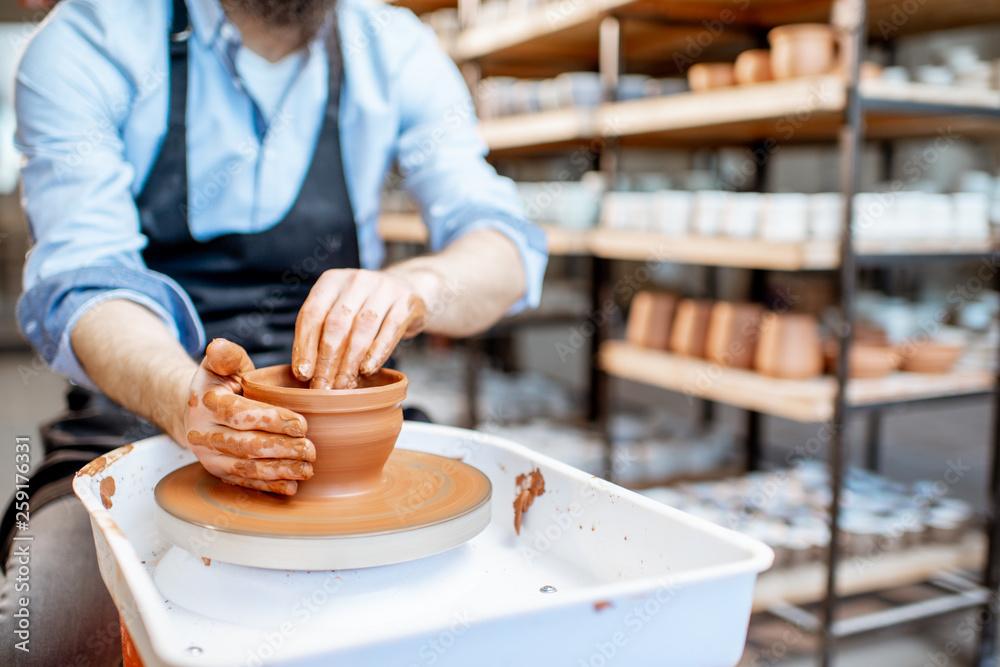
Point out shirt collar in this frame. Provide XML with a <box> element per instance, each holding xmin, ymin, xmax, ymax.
<box><xmin>184</xmin><ymin>0</ymin><xmax>231</xmax><ymax>48</ymax></box>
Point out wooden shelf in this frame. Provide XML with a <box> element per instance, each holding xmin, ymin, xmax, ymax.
<box><xmin>599</xmin><ymin>341</ymin><xmax>994</xmax><ymax>423</ymax></box>
<box><xmin>377</xmin><ymin>213</ymin><xmax>591</xmax><ymax>256</ymax></box>
<box><xmin>482</xmin><ymin>77</ymin><xmax>1000</xmax><ymax>152</ymax></box>
<box><xmin>753</xmin><ymin>533</ymin><xmax>986</xmax><ymax>611</ymax></box>
<box><xmin>451</xmin><ymin>0</ymin><xmax>1000</xmax><ymax>73</ymax></box>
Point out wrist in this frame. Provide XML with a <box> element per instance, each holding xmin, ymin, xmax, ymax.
<box><xmin>385</xmin><ymin>263</ymin><xmax>448</xmax><ymax>315</ymax></box>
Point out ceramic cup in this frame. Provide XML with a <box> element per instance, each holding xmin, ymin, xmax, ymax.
<box><xmin>242</xmin><ymin>366</ymin><xmax>407</xmax><ymax>497</ymax></box>
<box><xmin>705</xmin><ymin>302</ymin><xmax>766</xmax><ymax>369</ymax></box>
<box><xmin>754</xmin><ymin>313</ymin><xmax>824</xmax><ymax>379</ymax></box>
<box><xmin>687</xmin><ymin>63</ymin><xmax>737</xmax><ymax>91</ymax></box>
<box><xmin>651</xmin><ymin>190</ymin><xmax>694</xmax><ymax>236</ymax></box>
<box><xmin>670</xmin><ymin>299</ymin><xmax>715</xmax><ymax>358</ymax></box>
<box><xmin>768</xmin><ymin>24</ymin><xmax>838</xmax><ymax>80</ymax></box>
<box><xmin>626</xmin><ymin>291</ymin><xmax>679</xmax><ymax>350</ymax></box>
<box><xmin>734</xmin><ymin>49</ymin><xmax>773</xmax><ymax>85</ymax></box>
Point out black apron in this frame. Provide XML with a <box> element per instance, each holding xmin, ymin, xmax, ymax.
<box><xmin>1</xmin><ymin>0</ymin><xmax>364</xmax><ymax>565</ymax></box>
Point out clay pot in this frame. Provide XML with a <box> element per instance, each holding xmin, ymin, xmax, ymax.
<box><xmin>824</xmin><ymin>341</ymin><xmax>900</xmax><ymax>379</ymax></box>
<box><xmin>705</xmin><ymin>302</ymin><xmax>765</xmax><ymax>368</ymax></box>
<box><xmin>755</xmin><ymin>313</ymin><xmax>824</xmax><ymax>379</ymax></box>
<box><xmin>734</xmin><ymin>49</ymin><xmax>773</xmax><ymax>85</ymax></box>
<box><xmin>626</xmin><ymin>290</ymin><xmax>678</xmax><ymax>350</ymax></box>
<box><xmin>768</xmin><ymin>24</ymin><xmax>838</xmax><ymax>80</ymax></box>
<box><xmin>669</xmin><ymin>299</ymin><xmax>715</xmax><ymax>358</ymax></box>
<box><xmin>898</xmin><ymin>341</ymin><xmax>964</xmax><ymax>374</ymax></box>
<box><xmin>242</xmin><ymin>366</ymin><xmax>407</xmax><ymax>497</ymax></box>
<box><xmin>687</xmin><ymin>63</ymin><xmax>736</xmax><ymax>91</ymax></box>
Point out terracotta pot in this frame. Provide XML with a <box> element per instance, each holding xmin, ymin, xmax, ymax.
<box><xmin>898</xmin><ymin>341</ymin><xmax>964</xmax><ymax>374</ymax></box>
<box><xmin>242</xmin><ymin>366</ymin><xmax>407</xmax><ymax>497</ymax></box>
<box><xmin>626</xmin><ymin>290</ymin><xmax>678</xmax><ymax>350</ymax></box>
<box><xmin>734</xmin><ymin>49</ymin><xmax>773</xmax><ymax>85</ymax></box>
<box><xmin>669</xmin><ymin>299</ymin><xmax>715</xmax><ymax>358</ymax></box>
<box><xmin>755</xmin><ymin>313</ymin><xmax>824</xmax><ymax>379</ymax></box>
<box><xmin>687</xmin><ymin>63</ymin><xmax>736</xmax><ymax>91</ymax></box>
<box><xmin>705</xmin><ymin>302</ymin><xmax>765</xmax><ymax>368</ymax></box>
<box><xmin>824</xmin><ymin>341</ymin><xmax>900</xmax><ymax>379</ymax></box>
<box><xmin>768</xmin><ymin>23</ymin><xmax>838</xmax><ymax>80</ymax></box>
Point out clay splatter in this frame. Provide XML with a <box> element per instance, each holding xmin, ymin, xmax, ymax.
<box><xmin>594</xmin><ymin>601</ymin><xmax>612</xmax><ymax>612</ymax></box>
<box><xmin>513</xmin><ymin>468</ymin><xmax>545</xmax><ymax>535</ymax></box>
<box><xmin>202</xmin><ymin>557</ymin><xmax>211</xmax><ymax>566</ymax></box>
<box><xmin>78</xmin><ymin>445</ymin><xmax>134</xmax><ymax>477</ymax></box>
<box><xmin>99</xmin><ymin>477</ymin><xmax>116</xmax><ymax>509</ymax></box>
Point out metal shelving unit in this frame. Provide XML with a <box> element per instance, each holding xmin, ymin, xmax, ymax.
<box><xmin>384</xmin><ymin>0</ymin><xmax>1000</xmax><ymax>663</ymax></box>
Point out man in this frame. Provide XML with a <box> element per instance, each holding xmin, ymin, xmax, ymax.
<box><xmin>4</xmin><ymin>0</ymin><xmax>547</xmax><ymax>662</ymax></box>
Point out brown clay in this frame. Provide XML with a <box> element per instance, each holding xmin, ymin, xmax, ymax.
<box><xmin>78</xmin><ymin>445</ymin><xmax>133</xmax><ymax>477</ymax></box>
<box><xmin>705</xmin><ymin>302</ymin><xmax>766</xmax><ymax>369</ymax></box>
<box><xmin>669</xmin><ymin>299</ymin><xmax>715</xmax><ymax>358</ymax></box>
<box><xmin>513</xmin><ymin>468</ymin><xmax>546</xmax><ymax>535</ymax></box>
<box><xmin>824</xmin><ymin>341</ymin><xmax>900</xmax><ymax>379</ymax></box>
<box><xmin>156</xmin><ymin>366</ymin><xmax>492</xmax><ymax>541</ymax></box>
<box><xmin>687</xmin><ymin>63</ymin><xmax>736</xmax><ymax>91</ymax></box>
<box><xmin>734</xmin><ymin>49</ymin><xmax>773</xmax><ymax>85</ymax></box>
<box><xmin>100</xmin><ymin>476</ymin><xmax>116</xmax><ymax>509</ymax></box>
<box><xmin>625</xmin><ymin>291</ymin><xmax>678</xmax><ymax>350</ymax></box>
<box><xmin>754</xmin><ymin>313</ymin><xmax>824</xmax><ymax>379</ymax></box>
<box><xmin>898</xmin><ymin>341</ymin><xmax>964</xmax><ymax>374</ymax></box>
<box><xmin>768</xmin><ymin>24</ymin><xmax>838</xmax><ymax>80</ymax></box>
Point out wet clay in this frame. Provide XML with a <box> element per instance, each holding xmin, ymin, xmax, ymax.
<box><xmin>156</xmin><ymin>450</ymin><xmax>491</xmax><ymax>538</ymax></box>
<box><xmin>78</xmin><ymin>445</ymin><xmax>134</xmax><ymax>477</ymax></box>
<box><xmin>100</xmin><ymin>477</ymin><xmax>116</xmax><ymax>509</ymax></box>
<box><xmin>156</xmin><ymin>366</ymin><xmax>492</xmax><ymax>541</ymax></box>
<box><xmin>202</xmin><ymin>557</ymin><xmax>211</xmax><ymax>566</ymax></box>
<box><xmin>513</xmin><ymin>468</ymin><xmax>545</xmax><ymax>535</ymax></box>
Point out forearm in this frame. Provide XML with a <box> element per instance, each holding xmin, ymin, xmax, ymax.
<box><xmin>386</xmin><ymin>229</ymin><xmax>526</xmax><ymax>337</ymax></box>
<box><xmin>70</xmin><ymin>299</ymin><xmax>198</xmax><ymax>445</ymax></box>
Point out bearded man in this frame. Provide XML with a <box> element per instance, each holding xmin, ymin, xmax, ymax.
<box><xmin>3</xmin><ymin>0</ymin><xmax>547</xmax><ymax>662</ymax></box>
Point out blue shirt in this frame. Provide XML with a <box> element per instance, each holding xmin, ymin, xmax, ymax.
<box><xmin>15</xmin><ymin>0</ymin><xmax>547</xmax><ymax>389</ymax></box>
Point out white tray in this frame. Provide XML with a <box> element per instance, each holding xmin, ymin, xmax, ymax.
<box><xmin>74</xmin><ymin>422</ymin><xmax>773</xmax><ymax>667</ymax></box>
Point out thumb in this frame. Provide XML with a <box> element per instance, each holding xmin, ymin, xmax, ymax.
<box><xmin>204</xmin><ymin>339</ymin><xmax>255</xmax><ymax>378</ymax></box>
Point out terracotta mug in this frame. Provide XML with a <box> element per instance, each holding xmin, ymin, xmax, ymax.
<box><xmin>669</xmin><ymin>299</ymin><xmax>715</xmax><ymax>358</ymax></box>
<box><xmin>734</xmin><ymin>49</ymin><xmax>773</xmax><ymax>85</ymax></box>
<box><xmin>768</xmin><ymin>24</ymin><xmax>838</xmax><ymax>80</ymax></box>
<box><xmin>687</xmin><ymin>63</ymin><xmax>736</xmax><ymax>91</ymax></box>
<box><xmin>242</xmin><ymin>366</ymin><xmax>407</xmax><ymax>498</ymax></box>
<box><xmin>754</xmin><ymin>313</ymin><xmax>824</xmax><ymax>379</ymax></box>
<box><xmin>705</xmin><ymin>302</ymin><xmax>766</xmax><ymax>369</ymax></box>
<box><xmin>626</xmin><ymin>290</ymin><xmax>678</xmax><ymax>350</ymax></box>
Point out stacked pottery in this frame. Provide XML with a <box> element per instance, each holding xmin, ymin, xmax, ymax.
<box><xmin>755</xmin><ymin>313</ymin><xmax>824</xmax><ymax>379</ymax></box>
<box><xmin>705</xmin><ymin>302</ymin><xmax>766</xmax><ymax>369</ymax></box>
<box><xmin>768</xmin><ymin>24</ymin><xmax>838</xmax><ymax>80</ymax></box>
<box><xmin>824</xmin><ymin>327</ymin><xmax>900</xmax><ymax>379</ymax></box>
<box><xmin>897</xmin><ymin>339</ymin><xmax>964</xmax><ymax>373</ymax></box>
<box><xmin>670</xmin><ymin>299</ymin><xmax>715</xmax><ymax>358</ymax></box>
<box><xmin>734</xmin><ymin>49</ymin><xmax>773</xmax><ymax>85</ymax></box>
<box><xmin>687</xmin><ymin>63</ymin><xmax>736</xmax><ymax>91</ymax></box>
<box><xmin>626</xmin><ymin>291</ymin><xmax>679</xmax><ymax>350</ymax></box>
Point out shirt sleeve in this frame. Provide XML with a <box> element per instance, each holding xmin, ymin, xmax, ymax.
<box><xmin>14</xmin><ymin>2</ymin><xmax>204</xmax><ymax>390</ymax></box>
<box><xmin>391</xmin><ymin>14</ymin><xmax>548</xmax><ymax>314</ymax></box>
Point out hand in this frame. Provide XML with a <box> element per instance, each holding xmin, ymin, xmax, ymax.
<box><xmin>292</xmin><ymin>269</ymin><xmax>427</xmax><ymax>389</ymax></box>
<box><xmin>186</xmin><ymin>339</ymin><xmax>315</xmax><ymax>495</ymax></box>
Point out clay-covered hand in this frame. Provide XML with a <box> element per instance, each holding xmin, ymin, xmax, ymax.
<box><xmin>292</xmin><ymin>269</ymin><xmax>427</xmax><ymax>389</ymax></box>
<box><xmin>186</xmin><ymin>339</ymin><xmax>315</xmax><ymax>495</ymax></box>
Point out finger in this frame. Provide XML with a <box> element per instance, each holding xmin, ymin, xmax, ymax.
<box><xmin>310</xmin><ymin>279</ymin><xmax>377</xmax><ymax>390</ymax></box>
<box><xmin>187</xmin><ymin>429</ymin><xmax>315</xmax><ymax>461</ymax></box>
<box><xmin>292</xmin><ymin>271</ymin><xmax>352</xmax><ymax>382</ymax></box>
<box><xmin>332</xmin><ymin>288</ymin><xmax>398</xmax><ymax>389</ymax></box>
<box><xmin>218</xmin><ymin>456</ymin><xmax>314</xmax><ymax>481</ymax></box>
<box><xmin>205</xmin><ymin>339</ymin><xmax>255</xmax><ymax>378</ymax></box>
<box><xmin>200</xmin><ymin>389</ymin><xmax>308</xmax><ymax>437</ymax></box>
<box><xmin>218</xmin><ymin>474</ymin><xmax>298</xmax><ymax>496</ymax></box>
<box><xmin>360</xmin><ymin>296</ymin><xmax>427</xmax><ymax>376</ymax></box>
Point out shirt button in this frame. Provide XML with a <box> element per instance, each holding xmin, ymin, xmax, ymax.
<box><xmin>261</xmin><ymin>333</ymin><xmax>274</xmax><ymax>346</ymax></box>
<box><xmin>24</xmin><ymin>321</ymin><xmax>38</xmax><ymax>334</ymax></box>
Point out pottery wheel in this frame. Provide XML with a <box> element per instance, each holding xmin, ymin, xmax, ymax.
<box><xmin>154</xmin><ymin>449</ymin><xmax>492</xmax><ymax>570</ymax></box>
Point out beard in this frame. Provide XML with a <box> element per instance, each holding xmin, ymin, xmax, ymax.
<box><xmin>226</xmin><ymin>0</ymin><xmax>336</xmax><ymax>35</ymax></box>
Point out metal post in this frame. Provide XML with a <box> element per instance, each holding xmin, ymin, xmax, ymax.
<box><xmin>977</xmin><ymin>260</ymin><xmax>1000</xmax><ymax>667</ymax></box>
<box><xmin>864</xmin><ymin>410</ymin><xmax>882</xmax><ymax>472</ymax></box>
<box><xmin>823</xmin><ymin>0</ymin><xmax>867</xmax><ymax>664</ymax></box>
<box><xmin>746</xmin><ymin>409</ymin><xmax>762</xmax><ymax>472</ymax></box>
<box><xmin>464</xmin><ymin>338</ymin><xmax>481</xmax><ymax>429</ymax></box>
